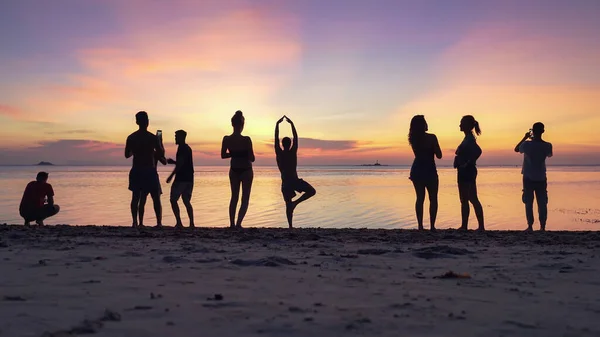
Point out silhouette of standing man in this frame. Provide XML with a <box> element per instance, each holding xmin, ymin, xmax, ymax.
<box><xmin>167</xmin><ymin>130</ymin><xmax>195</xmax><ymax>229</ymax></box>
<box><xmin>514</xmin><ymin>122</ymin><xmax>553</xmax><ymax>231</ymax></box>
<box><xmin>274</xmin><ymin>116</ymin><xmax>316</xmax><ymax>228</ymax></box>
<box><xmin>125</xmin><ymin>111</ymin><xmax>165</xmax><ymax>228</ymax></box>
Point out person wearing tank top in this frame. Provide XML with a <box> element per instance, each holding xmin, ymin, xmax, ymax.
<box><xmin>221</xmin><ymin>110</ymin><xmax>255</xmax><ymax>228</ymax></box>
<box><xmin>408</xmin><ymin>115</ymin><xmax>442</xmax><ymax>231</ymax></box>
<box><xmin>454</xmin><ymin>115</ymin><xmax>485</xmax><ymax>231</ymax></box>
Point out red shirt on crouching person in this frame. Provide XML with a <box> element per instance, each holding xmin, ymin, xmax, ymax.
<box><xmin>19</xmin><ymin>171</ymin><xmax>60</xmax><ymax>226</ymax></box>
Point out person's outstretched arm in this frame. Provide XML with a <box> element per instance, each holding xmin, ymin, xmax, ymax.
<box><xmin>288</xmin><ymin>117</ymin><xmax>299</xmax><ymax>151</ymax></box>
<box><xmin>248</xmin><ymin>137</ymin><xmax>256</xmax><ymax>162</ymax></box>
<box><xmin>275</xmin><ymin>116</ymin><xmax>284</xmax><ymax>153</ymax></box>
<box><xmin>514</xmin><ymin>132</ymin><xmax>530</xmax><ymax>153</ymax></box>
<box><xmin>433</xmin><ymin>135</ymin><xmax>442</xmax><ymax>159</ymax></box>
<box><xmin>221</xmin><ymin>136</ymin><xmax>231</xmax><ymax>159</ymax></box>
<box><xmin>167</xmin><ymin>148</ymin><xmax>189</xmax><ymax>183</ymax></box>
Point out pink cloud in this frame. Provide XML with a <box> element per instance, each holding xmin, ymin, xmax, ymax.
<box><xmin>76</xmin><ymin>8</ymin><xmax>301</xmax><ymax>78</ymax></box>
<box><xmin>0</xmin><ymin>104</ymin><xmax>23</xmax><ymax>117</ymax></box>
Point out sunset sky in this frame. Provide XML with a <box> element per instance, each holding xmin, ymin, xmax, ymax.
<box><xmin>1</xmin><ymin>0</ymin><xmax>599</xmax><ymax>166</ymax></box>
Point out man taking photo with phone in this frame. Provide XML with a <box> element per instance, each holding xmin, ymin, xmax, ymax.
<box><xmin>514</xmin><ymin>122</ymin><xmax>553</xmax><ymax>232</ymax></box>
<box><xmin>125</xmin><ymin>111</ymin><xmax>165</xmax><ymax>228</ymax></box>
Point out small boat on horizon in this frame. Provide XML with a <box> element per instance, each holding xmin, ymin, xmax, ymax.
<box><xmin>359</xmin><ymin>160</ymin><xmax>387</xmax><ymax>167</ymax></box>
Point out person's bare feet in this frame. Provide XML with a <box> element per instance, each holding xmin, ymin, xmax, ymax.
<box><xmin>476</xmin><ymin>226</ymin><xmax>486</xmax><ymax>232</ymax></box>
<box><xmin>524</xmin><ymin>226</ymin><xmax>533</xmax><ymax>232</ymax></box>
<box><xmin>189</xmin><ymin>223</ymin><xmax>195</xmax><ymax>229</ymax></box>
<box><xmin>430</xmin><ymin>226</ymin><xmax>437</xmax><ymax>232</ymax></box>
<box><xmin>24</xmin><ymin>221</ymin><xmax>31</xmax><ymax>227</ymax></box>
<box><xmin>174</xmin><ymin>223</ymin><xmax>184</xmax><ymax>229</ymax></box>
<box><xmin>418</xmin><ymin>225</ymin><xmax>424</xmax><ymax>231</ymax></box>
<box><xmin>458</xmin><ymin>226</ymin><xmax>468</xmax><ymax>231</ymax></box>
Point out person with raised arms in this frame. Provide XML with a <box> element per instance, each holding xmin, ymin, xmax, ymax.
<box><xmin>274</xmin><ymin>116</ymin><xmax>316</xmax><ymax>228</ymax></box>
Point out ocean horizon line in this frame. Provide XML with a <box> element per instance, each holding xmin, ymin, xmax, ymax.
<box><xmin>1</xmin><ymin>164</ymin><xmax>600</xmax><ymax>168</ymax></box>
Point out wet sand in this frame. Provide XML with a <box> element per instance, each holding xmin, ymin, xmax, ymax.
<box><xmin>1</xmin><ymin>225</ymin><xmax>599</xmax><ymax>337</ymax></box>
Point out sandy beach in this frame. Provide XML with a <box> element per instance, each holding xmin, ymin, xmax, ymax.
<box><xmin>1</xmin><ymin>225</ymin><xmax>599</xmax><ymax>337</ymax></box>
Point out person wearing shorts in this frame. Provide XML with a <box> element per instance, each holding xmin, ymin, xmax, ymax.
<box><xmin>125</xmin><ymin>111</ymin><xmax>165</xmax><ymax>228</ymax></box>
<box><xmin>274</xmin><ymin>116</ymin><xmax>316</xmax><ymax>228</ymax></box>
<box><xmin>167</xmin><ymin>130</ymin><xmax>195</xmax><ymax>228</ymax></box>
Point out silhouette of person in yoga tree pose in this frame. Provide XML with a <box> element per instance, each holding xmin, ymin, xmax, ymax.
<box><xmin>274</xmin><ymin>116</ymin><xmax>316</xmax><ymax>228</ymax></box>
<box><xmin>408</xmin><ymin>115</ymin><xmax>442</xmax><ymax>231</ymax></box>
<box><xmin>221</xmin><ymin>110</ymin><xmax>255</xmax><ymax>228</ymax></box>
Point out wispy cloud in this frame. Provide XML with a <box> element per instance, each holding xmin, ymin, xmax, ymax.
<box><xmin>0</xmin><ymin>139</ymin><xmax>123</xmax><ymax>165</ymax></box>
<box><xmin>45</xmin><ymin>129</ymin><xmax>96</xmax><ymax>136</ymax></box>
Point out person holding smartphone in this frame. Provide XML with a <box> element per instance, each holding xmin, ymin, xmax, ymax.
<box><xmin>514</xmin><ymin>122</ymin><xmax>553</xmax><ymax>231</ymax></box>
<box><xmin>125</xmin><ymin>111</ymin><xmax>165</xmax><ymax>228</ymax></box>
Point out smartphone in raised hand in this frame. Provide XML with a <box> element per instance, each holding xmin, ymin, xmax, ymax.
<box><xmin>156</xmin><ymin>130</ymin><xmax>163</xmax><ymax>146</ymax></box>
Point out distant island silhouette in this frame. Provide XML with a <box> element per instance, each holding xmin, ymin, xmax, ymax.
<box><xmin>37</xmin><ymin>161</ymin><xmax>54</xmax><ymax>166</ymax></box>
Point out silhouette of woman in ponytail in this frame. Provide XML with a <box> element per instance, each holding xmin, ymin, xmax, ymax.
<box><xmin>454</xmin><ymin>115</ymin><xmax>485</xmax><ymax>231</ymax></box>
<box><xmin>408</xmin><ymin>115</ymin><xmax>442</xmax><ymax>231</ymax></box>
<box><xmin>221</xmin><ymin>110</ymin><xmax>255</xmax><ymax>228</ymax></box>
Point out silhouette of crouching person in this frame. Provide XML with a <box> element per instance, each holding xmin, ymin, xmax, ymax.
<box><xmin>19</xmin><ymin>171</ymin><xmax>60</xmax><ymax>226</ymax></box>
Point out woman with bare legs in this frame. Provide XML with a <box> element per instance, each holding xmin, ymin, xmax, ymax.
<box><xmin>408</xmin><ymin>115</ymin><xmax>442</xmax><ymax>231</ymax></box>
<box><xmin>454</xmin><ymin>115</ymin><xmax>484</xmax><ymax>231</ymax></box>
<box><xmin>221</xmin><ymin>110</ymin><xmax>255</xmax><ymax>228</ymax></box>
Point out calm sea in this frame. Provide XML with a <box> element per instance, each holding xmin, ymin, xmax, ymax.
<box><xmin>1</xmin><ymin>166</ymin><xmax>599</xmax><ymax>230</ymax></box>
